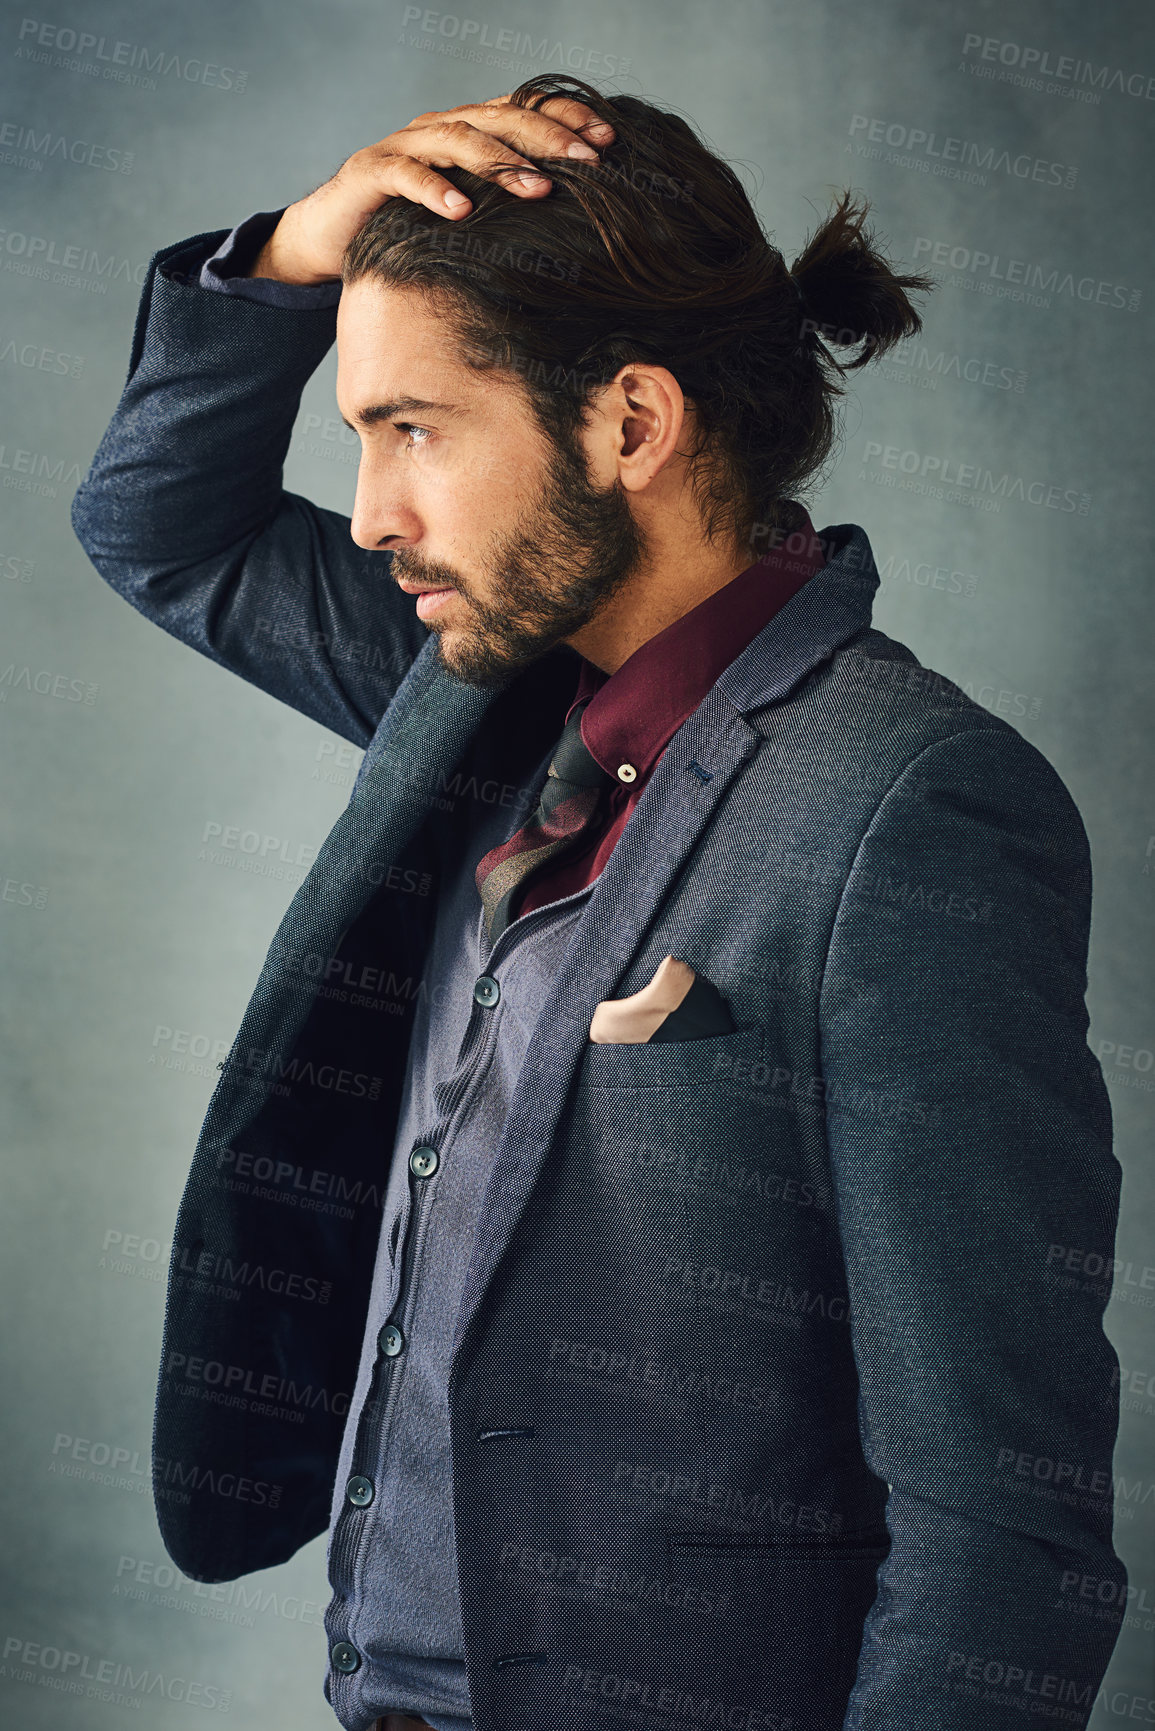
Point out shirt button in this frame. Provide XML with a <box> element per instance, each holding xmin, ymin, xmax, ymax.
<box><xmin>379</xmin><ymin>1323</ymin><xmax>405</xmax><ymax>1357</ymax></box>
<box><xmin>330</xmin><ymin>1641</ymin><xmax>361</xmax><ymax>1674</ymax></box>
<box><xmin>616</xmin><ymin>762</ymin><xmax>638</xmax><ymax>783</ymax></box>
<box><xmin>474</xmin><ymin>974</ymin><xmax>500</xmax><ymax>1007</ymax></box>
<box><xmin>346</xmin><ymin>1475</ymin><xmax>374</xmax><ymax>1508</ymax></box>
<box><xmin>410</xmin><ymin>1145</ymin><xmax>439</xmax><ymax>1177</ymax></box>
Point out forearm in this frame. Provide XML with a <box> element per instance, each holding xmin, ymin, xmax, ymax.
<box><xmin>70</xmin><ymin>228</ymin><xmax>423</xmax><ymax>743</ymax></box>
<box><xmin>820</xmin><ymin>725</ymin><xmax>1126</xmax><ymax>1728</ymax></box>
<box><xmin>72</xmin><ymin>228</ymin><xmax>340</xmax><ymax>580</ymax></box>
<box><xmin>842</xmin><ymin>1492</ymin><xmax>1124</xmax><ymax>1728</ymax></box>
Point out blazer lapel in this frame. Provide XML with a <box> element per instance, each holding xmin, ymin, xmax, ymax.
<box><xmin>450</xmin><ymin>682</ymin><xmax>761</xmax><ymax>1370</ymax></box>
<box><xmin>201</xmin><ymin>634</ymin><xmax>507</xmax><ymax>1149</ymax></box>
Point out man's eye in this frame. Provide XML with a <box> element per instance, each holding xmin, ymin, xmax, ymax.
<box><xmin>395</xmin><ymin>423</ymin><xmax>433</xmax><ymax>448</ymax></box>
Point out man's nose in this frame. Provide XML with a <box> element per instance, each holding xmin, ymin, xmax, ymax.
<box><xmin>349</xmin><ymin>464</ymin><xmax>420</xmax><ymax>552</ymax></box>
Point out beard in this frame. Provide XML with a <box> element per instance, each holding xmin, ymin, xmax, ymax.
<box><xmin>389</xmin><ymin>415</ymin><xmax>646</xmax><ymax>688</ymax></box>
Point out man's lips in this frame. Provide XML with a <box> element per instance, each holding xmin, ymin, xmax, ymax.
<box><xmin>396</xmin><ymin>579</ymin><xmax>456</xmax><ymax>596</ymax></box>
<box><xmin>404</xmin><ymin>583</ymin><xmax>460</xmax><ymax>622</ymax></box>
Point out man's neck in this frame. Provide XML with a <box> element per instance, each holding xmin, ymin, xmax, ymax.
<box><xmin>563</xmin><ymin>535</ymin><xmax>755</xmax><ymax>675</ymax></box>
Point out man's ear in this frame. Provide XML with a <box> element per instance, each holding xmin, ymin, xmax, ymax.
<box><xmin>602</xmin><ymin>363</ymin><xmax>687</xmax><ymax>492</ymax></box>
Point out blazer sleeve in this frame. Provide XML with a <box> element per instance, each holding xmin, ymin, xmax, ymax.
<box><xmin>818</xmin><ymin>723</ymin><xmax>1127</xmax><ymax>1731</ymax></box>
<box><xmin>70</xmin><ymin>229</ymin><xmax>429</xmax><ymax>749</ymax></box>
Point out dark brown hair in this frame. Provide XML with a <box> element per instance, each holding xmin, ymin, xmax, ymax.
<box><xmin>342</xmin><ymin>73</ymin><xmax>934</xmax><ymax>552</ymax></box>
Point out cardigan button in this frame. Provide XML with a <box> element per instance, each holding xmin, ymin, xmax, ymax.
<box><xmin>410</xmin><ymin>1145</ymin><xmax>439</xmax><ymax>1177</ymax></box>
<box><xmin>330</xmin><ymin>1641</ymin><xmax>361</xmax><ymax>1674</ymax></box>
<box><xmin>473</xmin><ymin>974</ymin><xmax>500</xmax><ymax>1007</ymax></box>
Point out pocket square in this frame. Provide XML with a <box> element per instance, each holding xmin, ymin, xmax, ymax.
<box><xmin>588</xmin><ymin>955</ymin><xmax>736</xmax><ymax>1044</ymax></box>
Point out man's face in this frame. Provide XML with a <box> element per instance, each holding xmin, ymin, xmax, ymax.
<box><xmin>336</xmin><ymin>278</ymin><xmax>645</xmax><ymax>688</ymax></box>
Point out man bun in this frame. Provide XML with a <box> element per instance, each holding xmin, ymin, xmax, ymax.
<box><xmin>789</xmin><ymin>192</ymin><xmax>935</xmax><ymax>369</ymax></box>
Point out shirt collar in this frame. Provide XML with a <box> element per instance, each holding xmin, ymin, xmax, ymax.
<box><xmin>565</xmin><ymin>509</ymin><xmax>828</xmax><ymax>786</ymax></box>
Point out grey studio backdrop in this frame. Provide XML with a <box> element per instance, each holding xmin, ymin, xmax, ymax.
<box><xmin>1</xmin><ymin>0</ymin><xmax>1152</xmax><ymax>1725</ymax></box>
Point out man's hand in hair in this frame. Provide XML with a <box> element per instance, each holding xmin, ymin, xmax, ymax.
<box><xmin>247</xmin><ymin>94</ymin><xmax>615</xmax><ymax>285</ymax></box>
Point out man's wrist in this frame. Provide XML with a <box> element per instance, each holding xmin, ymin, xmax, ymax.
<box><xmin>246</xmin><ymin>209</ymin><xmax>338</xmax><ymax>287</ymax></box>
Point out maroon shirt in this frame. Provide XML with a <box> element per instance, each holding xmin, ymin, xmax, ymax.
<box><xmin>515</xmin><ymin>514</ymin><xmax>828</xmax><ymax>919</ymax></box>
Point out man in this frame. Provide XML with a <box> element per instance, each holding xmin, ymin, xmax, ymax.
<box><xmin>72</xmin><ymin>73</ymin><xmax>1126</xmax><ymax>1731</ymax></box>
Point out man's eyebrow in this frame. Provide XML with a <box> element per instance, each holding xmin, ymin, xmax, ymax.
<box><xmin>338</xmin><ymin>396</ymin><xmax>465</xmax><ymax>430</ymax></box>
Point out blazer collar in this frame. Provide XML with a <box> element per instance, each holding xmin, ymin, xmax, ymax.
<box><xmin>716</xmin><ymin>522</ymin><xmax>879</xmax><ymax>714</ymax></box>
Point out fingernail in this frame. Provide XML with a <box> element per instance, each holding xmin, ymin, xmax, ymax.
<box><xmin>443</xmin><ymin>189</ymin><xmax>470</xmax><ymax>209</ymax></box>
<box><xmin>567</xmin><ymin>142</ymin><xmax>599</xmax><ymax>161</ymax></box>
<box><xmin>517</xmin><ymin>171</ymin><xmax>551</xmax><ymax>189</ymax></box>
<box><xmin>585</xmin><ymin>122</ymin><xmax>613</xmax><ymax>140</ymax></box>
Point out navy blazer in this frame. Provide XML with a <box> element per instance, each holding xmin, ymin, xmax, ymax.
<box><xmin>72</xmin><ymin>228</ymin><xmax>1128</xmax><ymax>1731</ymax></box>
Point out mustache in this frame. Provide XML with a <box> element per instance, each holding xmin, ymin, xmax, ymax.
<box><xmin>391</xmin><ymin>550</ymin><xmax>465</xmax><ymax>594</ymax></box>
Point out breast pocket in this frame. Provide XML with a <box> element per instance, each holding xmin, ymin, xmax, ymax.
<box><xmin>581</xmin><ymin>1021</ymin><xmax>764</xmax><ymax>1089</ymax></box>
